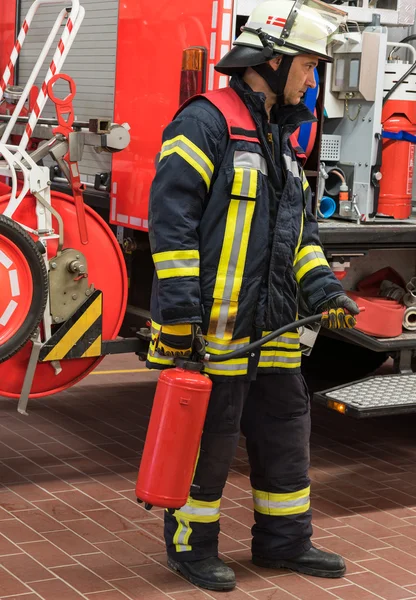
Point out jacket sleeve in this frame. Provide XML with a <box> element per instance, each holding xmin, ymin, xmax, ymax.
<box><xmin>149</xmin><ymin>104</ymin><xmax>223</xmax><ymax>325</ymax></box>
<box><xmin>294</xmin><ymin>174</ymin><xmax>344</xmax><ymax>312</ymax></box>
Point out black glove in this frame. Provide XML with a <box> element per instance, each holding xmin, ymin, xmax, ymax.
<box><xmin>155</xmin><ymin>323</ymin><xmax>206</xmax><ymax>358</ymax></box>
<box><xmin>318</xmin><ymin>294</ymin><xmax>359</xmax><ymax>330</ymax></box>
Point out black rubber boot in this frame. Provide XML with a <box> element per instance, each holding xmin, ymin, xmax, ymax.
<box><xmin>252</xmin><ymin>546</ymin><xmax>346</xmax><ymax>578</ymax></box>
<box><xmin>167</xmin><ymin>556</ymin><xmax>236</xmax><ymax>591</ymax></box>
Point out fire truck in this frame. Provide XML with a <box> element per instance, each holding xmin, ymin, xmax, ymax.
<box><xmin>1</xmin><ymin>0</ymin><xmax>416</xmax><ymax>418</ymax></box>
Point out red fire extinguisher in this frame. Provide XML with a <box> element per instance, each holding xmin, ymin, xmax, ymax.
<box><xmin>135</xmin><ymin>313</ymin><xmax>325</xmax><ymax>511</ymax></box>
<box><xmin>379</xmin><ymin>99</ymin><xmax>416</xmax><ymax>220</ymax></box>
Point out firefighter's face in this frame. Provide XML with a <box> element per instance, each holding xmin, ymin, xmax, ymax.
<box><xmin>271</xmin><ymin>54</ymin><xmax>318</xmax><ymax>105</ymax></box>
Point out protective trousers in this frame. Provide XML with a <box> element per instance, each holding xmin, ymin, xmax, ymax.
<box><xmin>164</xmin><ymin>373</ymin><xmax>313</xmax><ymax>561</ymax></box>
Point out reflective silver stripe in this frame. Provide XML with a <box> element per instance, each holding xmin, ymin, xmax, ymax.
<box><xmin>177</xmin><ymin>527</ymin><xmax>188</xmax><ymax>544</ymax></box>
<box><xmin>263</xmin><ymin>335</ymin><xmax>300</xmax><ymax>347</ymax></box>
<box><xmin>178</xmin><ymin>505</ymin><xmax>219</xmax><ymax>518</ymax></box>
<box><xmin>240</xmin><ymin>169</ymin><xmax>252</xmax><ymax>198</ymax></box>
<box><xmin>293</xmin><ymin>249</ymin><xmax>326</xmax><ymax>275</ymax></box>
<box><xmin>254</xmin><ymin>496</ymin><xmax>310</xmax><ymax>510</ymax></box>
<box><xmin>279</xmin><ymin>336</ymin><xmax>298</xmax><ymax>345</ymax></box>
<box><xmin>234</xmin><ymin>151</ymin><xmax>268</xmax><ymax>175</ymax></box>
<box><xmin>252</xmin><ymin>487</ymin><xmax>310</xmax><ymax>515</ymax></box>
<box><xmin>154</xmin><ymin>258</ymin><xmax>200</xmax><ymax>272</ymax></box>
<box><xmin>283</xmin><ymin>154</ymin><xmax>300</xmax><ymax>179</ymax></box>
<box><xmin>223</xmin><ymin>203</ymin><xmax>249</xmax><ymax>304</ymax></box>
<box><xmin>258</xmin><ymin>354</ymin><xmax>301</xmax><ymax>365</ymax></box>
<box><xmin>205</xmin><ymin>361</ymin><xmax>248</xmax><ymax>372</ymax></box>
<box><xmin>216</xmin><ymin>203</ymin><xmax>249</xmax><ymax>338</ymax></box>
<box><xmin>206</xmin><ymin>339</ymin><xmax>248</xmax><ymax>352</ymax></box>
<box><xmin>161</xmin><ymin>138</ymin><xmax>213</xmax><ymax>187</ymax></box>
<box><xmin>175</xmin><ymin>520</ymin><xmax>192</xmax><ymax>552</ymax></box>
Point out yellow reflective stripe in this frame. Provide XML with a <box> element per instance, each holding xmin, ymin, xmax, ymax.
<box><xmin>268</xmin><ymin>361</ymin><xmax>301</xmax><ymax>369</ymax></box>
<box><xmin>204</xmin><ymin>368</ymin><xmax>248</xmax><ymax>376</ymax></box>
<box><xmin>153</xmin><ymin>250</ymin><xmax>200</xmax><ymax>280</ymax></box>
<box><xmin>209</xmin><ymin>199</ymin><xmax>255</xmax><ymax>340</ymax></box>
<box><xmin>296</xmin><ymin>257</ymin><xmax>328</xmax><ymax>282</ymax></box>
<box><xmin>173</xmin><ymin>513</ymin><xmax>217</xmax><ymax>524</ymax></box>
<box><xmin>173</xmin><ymin>520</ymin><xmax>192</xmax><ymax>553</ymax></box>
<box><xmin>232</xmin><ymin>167</ymin><xmax>244</xmax><ymax>196</ymax></box>
<box><xmin>294</xmin><ymin>245</ymin><xmax>329</xmax><ymax>282</ymax></box>
<box><xmin>302</xmin><ymin>173</ymin><xmax>309</xmax><ymax>191</ymax></box>
<box><xmin>255</xmin><ymin>487</ymin><xmax>310</xmax><ymax>502</ymax></box>
<box><xmin>183</xmin><ymin>525</ymin><xmax>193</xmax><ymax>548</ymax></box>
<box><xmin>171</xmin><ymin>496</ymin><xmax>221</xmax><ymax>551</ymax></box>
<box><xmin>160</xmin><ymin>135</ymin><xmax>214</xmax><ymax>190</ymax></box>
<box><xmin>205</xmin><ymin>337</ymin><xmax>250</xmax><ymax>354</ymax></box>
<box><xmin>156</xmin><ymin>267</ymin><xmax>199</xmax><ymax>279</ymax></box>
<box><xmin>231</xmin><ymin>201</ymin><xmax>255</xmax><ymax>300</ymax></box>
<box><xmin>294</xmin><ymin>244</ymin><xmax>325</xmax><ymax>265</ymax></box>
<box><xmin>231</xmin><ymin>168</ymin><xmax>258</xmax><ymax>198</ymax></box>
<box><xmin>204</xmin><ymin>357</ymin><xmax>248</xmax><ymax>376</ymax></box>
<box><xmin>213</xmin><ymin>201</ymin><xmax>238</xmax><ymax>299</ymax></box>
<box><xmin>174</xmin><ymin>498</ymin><xmax>221</xmax><ymax>523</ymax></box>
<box><xmin>258</xmin><ymin>350</ymin><xmax>302</xmax><ymax>369</ymax></box>
<box><xmin>253</xmin><ymin>487</ymin><xmax>310</xmax><ymax>516</ymax></box>
<box><xmin>262</xmin><ymin>331</ymin><xmax>300</xmax><ymax>349</ymax></box>
<box><xmin>153</xmin><ymin>250</ymin><xmax>199</xmax><ymax>263</ymax></box>
<box><xmin>294</xmin><ymin>212</ymin><xmax>304</xmax><ymax>260</ymax></box>
<box><xmin>184</xmin><ymin>498</ymin><xmax>221</xmax><ymax>509</ymax></box>
<box><xmin>262</xmin><ymin>331</ymin><xmax>298</xmax><ymax>338</ymax></box>
<box><xmin>267</xmin><ymin>342</ymin><xmax>299</xmax><ymax>350</ymax></box>
<box><xmin>249</xmin><ymin>169</ymin><xmax>258</xmax><ymax>198</ymax></box>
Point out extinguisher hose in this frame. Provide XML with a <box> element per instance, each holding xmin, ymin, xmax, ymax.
<box><xmin>206</xmin><ymin>313</ymin><xmax>323</xmax><ymax>363</ymax></box>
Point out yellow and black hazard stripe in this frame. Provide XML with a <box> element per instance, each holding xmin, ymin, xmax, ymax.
<box><xmin>39</xmin><ymin>290</ymin><xmax>103</xmax><ymax>362</ymax></box>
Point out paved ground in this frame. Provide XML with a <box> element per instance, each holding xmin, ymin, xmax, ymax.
<box><xmin>1</xmin><ymin>354</ymin><xmax>416</xmax><ymax>600</ymax></box>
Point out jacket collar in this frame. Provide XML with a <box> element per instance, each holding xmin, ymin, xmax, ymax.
<box><xmin>230</xmin><ymin>74</ymin><xmax>316</xmax><ymax>134</ymax></box>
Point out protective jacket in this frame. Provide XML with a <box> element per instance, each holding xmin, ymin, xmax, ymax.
<box><xmin>147</xmin><ymin>75</ymin><xmax>343</xmax><ymax>377</ymax></box>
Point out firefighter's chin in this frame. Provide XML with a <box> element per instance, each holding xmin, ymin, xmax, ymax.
<box><xmin>285</xmin><ymin>93</ymin><xmax>303</xmax><ymax>106</ymax></box>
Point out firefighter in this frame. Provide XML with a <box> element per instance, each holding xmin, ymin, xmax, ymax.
<box><xmin>146</xmin><ymin>0</ymin><xmax>359</xmax><ymax>591</ymax></box>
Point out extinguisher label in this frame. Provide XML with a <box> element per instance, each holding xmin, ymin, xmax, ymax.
<box><xmin>407</xmin><ymin>144</ymin><xmax>415</xmax><ymax>196</ymax></box>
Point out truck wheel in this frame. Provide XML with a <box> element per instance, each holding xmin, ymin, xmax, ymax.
<box><xmin>0</xmin><ymin>215</ymin><xmax>48</xmax><ymax>363</ymax></box>
<box><xmin>302</xmin><ymin>334</ymin><xmax>388</xmax><ymax>388</ymax></box>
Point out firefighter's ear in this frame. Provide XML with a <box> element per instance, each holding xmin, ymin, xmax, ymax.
<box><xmin>269</xmin><ymin>55</ymin><xmax>282</xmax><ymax>71</ymax></box>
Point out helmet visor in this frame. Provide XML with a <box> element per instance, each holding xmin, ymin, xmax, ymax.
<box><xmin>282</xmin><ymin>0</ymin><xmax>347</xmax><ymax>42</ymax></box>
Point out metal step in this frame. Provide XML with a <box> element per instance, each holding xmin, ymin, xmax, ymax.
<box><xmin>335</xmin><ymin>328</ymin><xmax>416</xmax><ymax>352</ymax></box>
<box><xmin>313</xmin><ymin>373</ymin><xmax>416</xmax><ymax>418</ymax></box>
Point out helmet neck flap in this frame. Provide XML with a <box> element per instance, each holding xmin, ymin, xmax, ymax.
<box><xmin>252</xmin><ymin>55</ymin><xmax>294</xmax><ymax>105</ymax></box>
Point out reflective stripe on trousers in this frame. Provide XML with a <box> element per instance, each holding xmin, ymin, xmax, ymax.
<box><xmin>171</xmin><ymin>498</ymin><xmax>221</xmax><ymax>553</ymax></box>
<box><xmin>253</xmin><ymin>487</ymin><xmax>310</xmax><ymax>516</ymax></box>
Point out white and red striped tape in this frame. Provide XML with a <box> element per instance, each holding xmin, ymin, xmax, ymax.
<box><xmin>0</xmin><ymin>19</ymin><xmax>30</xmax><ymax>100</ymax></box>
<box><xmin>208</xmin><ymin>0</ymin><xmax>234</xmax><ymax>91</ymax></box>
<box><xmin>0</xmin><ymin>0</ymin><xmax>83</xmax><ymax>151</ymax></box>
<box><xmin>21</xmin><ymin>16</ymin><xmax>75</xmax><ymax>146</ymax></box>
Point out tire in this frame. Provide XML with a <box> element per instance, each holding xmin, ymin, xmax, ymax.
<box><xmin>0</xmin><ymin>215</ymin><xmax>48</xmax><ymax>363</ymax></box>
<box><xmin>302</xmin><ymin>333</ymin><xmax>389</xmax><ymax>391</ymax></box>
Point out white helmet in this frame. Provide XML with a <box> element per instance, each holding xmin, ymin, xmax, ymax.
<box><xmin>215</xmin><ymin>0</ymin><xmax>346</xmax><ymax>74</ymax></box>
